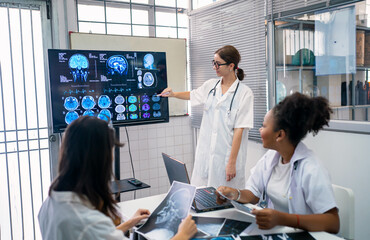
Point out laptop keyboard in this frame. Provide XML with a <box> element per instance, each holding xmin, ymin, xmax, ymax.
<box><xmin>195</xmin><ymin>187</ymin><xmax>219</xmax><ymax>207</ymax></box>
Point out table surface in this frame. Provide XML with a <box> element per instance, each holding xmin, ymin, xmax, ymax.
<box><xmin>117</xmin><ymin>193</ymin><xmax>343</xmax><ymax>240</ymax></box>
<box><xmin>110</xmin><ymin>178</ymin><xmax>150</xmax><ymax>194</ymax></box>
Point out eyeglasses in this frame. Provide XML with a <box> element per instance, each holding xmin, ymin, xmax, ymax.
<box><xmin>212</xmin><ymin>60</ymin><xmax>228</xmax><ymax>69</ymax></box>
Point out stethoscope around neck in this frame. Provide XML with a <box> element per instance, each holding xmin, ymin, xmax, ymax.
<box><xmin>259</xmin><ymin>161</ymin><xmax>299</xmax><ymax>209</ymax></box>
<box><xmin>208</xmin><ymin>79</ymin><xmax>240</xmax><ymax>114</ymax></box>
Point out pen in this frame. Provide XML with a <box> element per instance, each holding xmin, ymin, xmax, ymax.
<box><xmin>157</xmin><ymin>92</ymin><xmax>170</xmax><ymax>97</ymax></box>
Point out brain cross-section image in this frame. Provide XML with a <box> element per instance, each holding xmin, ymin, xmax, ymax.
<box><xmin>81</xmin><ymin>96</ymin><xmax>95</xmax><ymax>110</ymax></box>
<box><xmin>98</xmin><ymin>95</ymin><xmax>112</xmax><ymax>109</ymax></box>
<box><xmin>64</xmin><ymin>96</ymin><xmax>79</xmax><ymax>111</ymax></box>
<box><xmin>107</xmin><ymin>55</ymin><xmax>128</xmax><ymax>76</ymax></box>
<box><xmin>48</xmin><ymin>49</ymin><xmax>169</xmax><ymax>133</ymax></box>
<box><xmin>68</xmin><ymin>54</ymin><xmax>89</xmax><ymax>82</ymax></box>
<box><xmin>83</xmin><ymin>110</ymin><xmax>95</xmax><ymax>116</ymax></box>
<box><xmin>65</xmin><ymin>111</ymin><xmax>79</xmax><ymax>124</ymax></box>
<box><xmin>144</xmin><ymin>53</ymin><xmax>154</xmax><ymax>69</ymax></box>
<box><xmin>98</xmin><ymin>109</ymin><xmax>112</xmax><ymax>121</ymax></box>
<box><xmin>143</xmin><ymin>72</ymin><xmax>155</xmax><ymax>87</ymax></box>
<box><xmin>115</xmin><ymin>95</ymin><xmax>125</xmax><ymax>105</ymax></box>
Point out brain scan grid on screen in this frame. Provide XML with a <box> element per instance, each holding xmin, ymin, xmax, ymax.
<box><xmin>48</xmin><ymin>49</ymin><xmax>169</xmax><ymax>133</ymax></box>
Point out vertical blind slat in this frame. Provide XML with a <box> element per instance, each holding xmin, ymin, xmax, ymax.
<box><xmin>189</xmin><ymin>0</ymin><xmax>267</xmax><ymax>142</ymax></box>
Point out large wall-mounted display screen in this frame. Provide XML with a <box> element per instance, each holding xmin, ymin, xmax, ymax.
<box><xmin>48</xmin><ymin>49</ymin><xmax>169</xmax><ymax>133</ymax></box>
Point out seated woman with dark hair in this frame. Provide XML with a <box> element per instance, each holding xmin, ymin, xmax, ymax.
<box><xmin>218</xmin><ymin>92</ymin><xmax>340</xmax><ymax>233</ymax></box>
<box><xmin>38</xmin><ymin>116</ymin><xmax>197</xmax><ymax>240</ymax></box>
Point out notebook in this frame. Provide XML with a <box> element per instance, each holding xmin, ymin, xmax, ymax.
<box><xmin>162</xmin><ymin>152</ymin><xmax>233</xmax><ymax>213</ymax></box>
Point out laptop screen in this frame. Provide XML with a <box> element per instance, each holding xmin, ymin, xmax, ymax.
<box><xmin>162</xmin><ymin>153</ymin><xmax>190</xmax><ymax>185</ymax></box>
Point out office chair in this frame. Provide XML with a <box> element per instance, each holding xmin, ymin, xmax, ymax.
<box><xmin>332</xmin><ymin>184</ymin><xmax>355</xmax><ymax>240</ymax></box>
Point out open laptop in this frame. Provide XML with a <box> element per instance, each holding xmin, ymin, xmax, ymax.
<box><xmin>162</xmin><ymin>152</ymin><xmax>233</xmax><ymax>213</ymax></box>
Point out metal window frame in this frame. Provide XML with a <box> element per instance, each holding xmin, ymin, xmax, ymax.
<box><xmin>267</xmin><ymin>0</ymin><xmax>370</xmax><ymax>135</ymax></box>
<box><xmin>76</xmin><ymin>0</ymin><xmax>189</xmax><ymax>38</ymax></box>
<box><xmin>0</xmin><ymin>1</ymin><xmax>54</xmax><ymax>240</ymax></box>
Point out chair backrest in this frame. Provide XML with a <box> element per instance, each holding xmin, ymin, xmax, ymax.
<box><xmin>332</xmin><ymin>184</ymin><xmax>355</xmax><ymax>240</ymax></box>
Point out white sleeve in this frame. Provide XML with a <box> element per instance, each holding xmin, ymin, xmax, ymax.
<box><xmin>301</xmin><ymin>162</ymin><xmax>337</xmax><ymax>214</ymax></box>
<box><xmin>234</xmin><ymin>88</ymin><xmax>254</xmax><ymax>129</ymax></box>
<box><xmin>190</xmin><ymin>79</ymin><xmax>215</xmax><ymax>106</ymax></box>
<box><xmin>245</xmin><ymin>153</ymin><xmax>267</xmax><ymax>199</ymax></box>
<box><xmin>81</xmin><ymin>218</ymin><xmax>126</xmax><ymax>240</ymax></box>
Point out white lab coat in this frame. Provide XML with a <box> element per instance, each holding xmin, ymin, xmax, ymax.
<box><xmin>38</xmin><ymin>191</ymin><xmax>127</xmax><ymax>240</ymax></box>
<box><xmin>246</xmin><ymin>142</ymin><xmax>337</xmax><ymax>214</ymax></box>
<box><xmin>190</xmin><ymin>78</ymin><xmax>254</xmax><ymax>189</ymax></box>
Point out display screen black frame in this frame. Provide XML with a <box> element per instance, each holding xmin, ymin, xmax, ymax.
<box><xmin>48</xmin><ymin>49</ymin><xmax>169</xmax><ymax>133</ymax></box>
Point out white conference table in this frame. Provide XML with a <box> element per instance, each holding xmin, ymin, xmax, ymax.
<box><xmin>117</xmin><ymin>194</ymin><xmax>343</xmax><ymax>240</ymax></box>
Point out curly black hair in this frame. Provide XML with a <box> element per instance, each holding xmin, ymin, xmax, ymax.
<box><xmin>272</xmin><ymin>92</ymin><xmax>332</xmax><ymax>146</ymax></box>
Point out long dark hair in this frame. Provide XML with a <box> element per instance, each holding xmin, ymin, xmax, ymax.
<box><xmin>49</xmin><ymin>116</ymin><xmax>123</xmax><ymax>223</ymax></box>
<box><xmin>272</xmin><ymin>92</ymin><xmax>332</xmax><ymax>146</ymax></box>
<box><xmin>215</xmin><ymin>45</ymin><xmax>244</xmax><ymax>80</ymax></box>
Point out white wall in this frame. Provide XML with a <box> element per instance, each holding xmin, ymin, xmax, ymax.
<box><xmin>118</xmin><ymin>116</ymin><xmax>194</xmax><ymax>201</ymax></box>
<box><xmin>246</xmin><ymin>130</ymin><xmax>370</xmax><ymax>240</ymax></box>
<box><xmin>303</xmin><ymin>130</ymin><xmax>370</xmax><ymax>240</ymax></box>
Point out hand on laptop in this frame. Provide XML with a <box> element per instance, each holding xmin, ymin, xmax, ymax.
<box><xmin>215</xmin><ymin>186</ymin><xmax>237</xmax><ymax>204</ymax></box>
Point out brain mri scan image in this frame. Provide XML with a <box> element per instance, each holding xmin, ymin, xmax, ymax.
<box><xmin>152</xmin><ymin>95</ymin><xmax>160</xmax><ymax>102</ymax></box>
<box><xmin>107</xmin><ymin>55</ymin><xmax>128</xmax><ymax>76</ymax></box>
<box><xmin>143</xmin><ymin>72</ymin><xmax>155</xmax><ymax>87</ymax></box>
<box><xmin>65</xmin><ymin>111</ymin><xmax>79</xmax><ymax>124</ymax></box>
<box><xmin>83</xmin><ymin>110</ymin><xmax>95</xmax><ymax>116</ymax></box>
<box><xmin>129</xmin><ymin>104</ymin><xmax>137</xmax><ymax>112</ymax></box>
<box><xmin>98</xmin><ymin>109</ymin><xmax>112</xmax><ymax>121</ymax></box>
<box><xmin>64</xmin><ymin>96</ymin><xmax>79</xmax><ymax>111</ymax></box>
<box><xmin>98</xmin><ymin>95</ymin><xmax>112</xmax><ymax>109</ymax></box>
<box><xmin>115</xmin><ymin>95</ymin><xmax>125</xmax><ymax>105</ymax></box>
<box><xmin>69</xmin><ymin>54</ymin><xmax>89</xmax><ymax>82</ymax></box>
<box><xmin>128</xmin><ymin>96</ymin><xmax>137</xmax><ymax>104</ymax></box>
<box><xmin>81</xmin><ymin>96</ymin><xmax>95</xmax><ymax>110</ymax></box>
<box><xmin>143</xmin><ymin>53</ymin><xmax>154</xmax><ymax>69</ymax></box>
<box><xmin>152</xmin><ymin>103</ymin><xmax>160</xmax><ymax>111</ymax></box>
<box><xmin>153</xmin><ymin>111</ymin><xmax>161</xmax><ymax>117</ymax></box>
<box><xmin>141</xmin><ymin>94</ymin><xmax>150</xmax><ymax>103</ymax></box>
<box><xmin>115</xmin><ymin>105</ymin><xmax>125</xmax><ymax>113</ymax></box>
<box><xmin>48</xmin><ymin>49</ymin><xmax>169</xmax><ymax>133</ymax></box>
<box><xmin>130</xmin><ymin>113</ymin><xmax>138</xmax><ymax>119</ymax></box>
<box><xmin>142</xmin><ymin>103</ymin><xmax>150</xmax><ymax>111</ymax></box>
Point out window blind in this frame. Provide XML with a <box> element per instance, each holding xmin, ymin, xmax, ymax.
<box><xmin>188</xmin><ymin>0</ymin><xmax>267</xmax><ymax>141</ymax></box>
<box><xmin>267</xmin><ymin>0</ymin><xmax>361</xmax><ymax>19</ymax></box>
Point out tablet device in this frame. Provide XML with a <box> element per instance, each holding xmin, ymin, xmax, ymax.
<box><xmin>231</xmin><ymin>201</ymin><xmax>256</xmax><ymax>218</ymax></box>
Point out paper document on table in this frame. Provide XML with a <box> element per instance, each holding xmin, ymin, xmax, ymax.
<box><xmin>136</xmin><ymin>181</ymin><xmax>196</xmax><ymax>240</ymax></box>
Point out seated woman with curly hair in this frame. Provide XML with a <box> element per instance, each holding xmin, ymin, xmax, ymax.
<box><xmin>218</xmin><ymin>92</ymin><xmax>339</xmax><ymax>233</ymax></box>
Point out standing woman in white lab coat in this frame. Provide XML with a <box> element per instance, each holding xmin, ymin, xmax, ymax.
<box><xmin>217</xmin><ymin>93</ymin><xmax>339</xmax><ymax>233</ymax></box>
<box><xmin>160</xmin><ymin>45</ymin><xmax>254</xmax><ymax>189</ymax></box>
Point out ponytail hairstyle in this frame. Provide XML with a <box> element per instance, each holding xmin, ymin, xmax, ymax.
<box><xmin>215</xmin><ymin>45</ymin><xmax>245</xmax><ymax>80</ymax></box>
<box><xmin>272</xmin><ymin>92</ymin><xmax>332</xmax><ymax>146</ymax></box>
<box><xmin>49</xmin><ymin>116</ymin><xmax>124</xmax><ymax>224</ymax></box>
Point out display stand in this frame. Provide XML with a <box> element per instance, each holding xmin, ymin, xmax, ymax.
<box><xmin>113</xmin><ymin>127</ymin><xmax>150</xmax><ymax>201</ymax></box>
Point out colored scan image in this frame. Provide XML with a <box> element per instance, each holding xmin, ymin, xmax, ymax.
<box><xmin>128</xmin><ymin>95</ymin><xmax>137</xmax><ymax>103</ymax></box>
<box><xmin>142</xmin><ymin>104</ymin><xmax>150</xmax><ymax>111</ymax></box>
<box><xmin>83</xmin><ymin>110</ymin><xmax>95</xmax><ymax>116</ymax></box>
<box><xmin>64</xmin><ymin>96</ymin><xmax>79</xmax><ymax>111</ymax></box>
<box><xmin>142</xmin><ymin>94</ymin><xmax>150</xmax><ymax>102</ymax></box>
<box><xmin>48</xmin><ymin>49</ymin><xmax>169</xmax><ymax>133</ymax></box>
<box><xmin>115</xmin><ymin>95</ymin><xmax>125</xmax><ymax>104</ymax></box>
<box><xmin>107</xmin><ymin>55</ymin><xmax>128</xmax><ymax>76</ymax></box>
<box><xmin>65</xmin><ymin>111</ymin><xmax>79</xmax><ymax>124</ymax></box>
<box><xmin>98</xmin><ymin>109</ymin><xmax>112</xmax><ymax>122</ymax></box>
<box><xmin>98</xmin><ymin>95</ymin><xmax>112</xmax><ymax>109</ymax></box>
<box><xmin>69</xmin><ymin>54</ymin><xmax>89</xmax><ymax>82</ymax></box>
<box><xmin>81</xmin><ymin>96</ymin><xmax>95</xmax><ymax>110</ymax></box>
<box><xmin>144</xmin><ymin>53</ymin><xmax>154</xmax><ymax>69</ymax></box>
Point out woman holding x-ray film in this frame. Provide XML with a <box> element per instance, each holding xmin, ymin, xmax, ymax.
<box><xmin>160</xmin><ymin>45</ymin><xmax>254</xmax><ymax>189</ymax></box>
